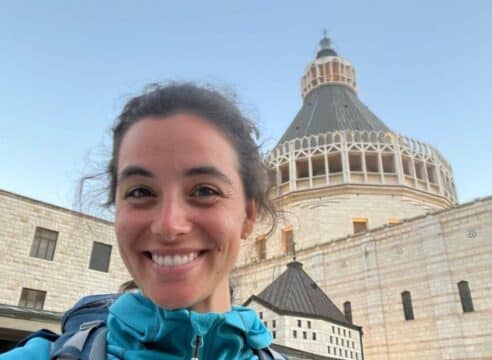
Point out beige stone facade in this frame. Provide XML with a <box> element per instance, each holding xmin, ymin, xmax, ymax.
<box><xmin>249</xmin><ymin>300</ymin><xmax>363</xmax><ymax>359</ymax></box>
<box><xmin>232</xmin><ymin>196</ymin><xmax>492</xmax><ymax>359</ymax></box>
<box><xmin>0</xmin><ymin>190</ymin><xmax>130</xmax><ymax>314</ymax></box>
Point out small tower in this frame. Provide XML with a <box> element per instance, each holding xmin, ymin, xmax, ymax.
<box><xmin>301</xmin><ymin>33</ymin><xmax>358</xmax><ymax>98</ymax></box>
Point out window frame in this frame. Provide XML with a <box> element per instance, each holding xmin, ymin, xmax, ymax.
<box><xmin>30</xmin><ymin>227</ymin><xmax>58</xmax><ymax>261</ymax></box>
<box><xmin>89</xmin><ymin>241</ymin><xmax>112</xmax><ymax>272</ymax></box>
<box><xmin>19</xmin><ymin>288</ymin><xmax>46</xmax><ymax>310</ymax></box>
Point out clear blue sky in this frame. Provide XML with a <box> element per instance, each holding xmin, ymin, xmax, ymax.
<box><xmin>1</xmin><ymin>0</ymin><xmax>491</xmax><ymax>214</ymax></box>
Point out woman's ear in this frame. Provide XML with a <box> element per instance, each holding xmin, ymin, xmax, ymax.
<box><xmin>241</xmin><ymin>199</ymin><xmax>257</xmax><ymax>239</ymax></box>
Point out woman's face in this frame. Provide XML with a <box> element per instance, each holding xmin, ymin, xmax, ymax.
<box><xmin>114</xmin><ymin>114</ymin><xmax>256</xmax><ymax>312</ymax></box>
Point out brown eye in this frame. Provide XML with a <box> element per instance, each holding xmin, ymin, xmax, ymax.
<box><xmin>190</xmin><ymin>186</ymin><xmax>220</xmax><ymax>198</ymax></box>
<box><xmin>125</xmin><ymin>187</ymin><xmax>155</xmax><ymax>199</ymax></box>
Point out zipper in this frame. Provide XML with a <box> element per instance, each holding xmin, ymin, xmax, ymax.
<box><xmin>191</xmin><ymin>335</ymin><xmax>201</xmax><ymax>360</ymax></box>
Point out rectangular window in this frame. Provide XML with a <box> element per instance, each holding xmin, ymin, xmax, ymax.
<box><xmin>353</xmin><ymin>218</ymin><xmax>368</xmax><ymax>234</ymax></box>
<box><xmin>402</xmin><ymin>291</ymin><xmax>415</xmax><ymax>320</ymax></box>
<box><xmin>341</xmin><ymin>339</ymin><xmax>344</xmax><ymax>346</ymax></box>
<box><xmin>327</xmin><ymin>346</ymin><xmax>331</xmax><ymax>354</ymax></box>
<box><xmin>259</xmin><ymin>312</ymin><xmax>263</xmax><ymax>319</ymax></box>
<box><xmin>272</xmin><ymin>331</ymin><xmax>276</xmax><ymax>339</ymax></box>
<box><xmin>365</xmin><ymin>153</ymin><xmax>379</xmax><ymax>172</ymax></box>
<box><xmin>330</xmin><ymin>335</ymin><xmax>333</xmax><ymax>343</ymax></box>
<box><xmin>349</xmin><ymin>152</ymin><xmax>362</xmax><ymax>171</ymax></box>
<box><xmin>89</xmin><ymin>242</ymin><xmax>112</xmax><ymax>272</ymax></box>
<box><xmin>427</xmin><ymin>164</ymin><xmax>437</xmax><ymax>183</ymax></box>
<box><xmin>282</xmin><ymin>227</ymin><xmax>294</xmax><ymax>255</ymax></box>
<box><xmin>302</xmin><ymin>331</ymin><xmax>307</xmax><ymax>339</ymax></box>
<box><xmin>30</xmin><ymin>227</ymin><xmax>58</xmax><ymax>261</ymax></box>
<box><xmin>280</xmin><ymin>164</ymin><xmax>289</xmax><ymax>183</ymax></box>
<box><xmin>296</xmin><ymin>159</ymin><xmax>309</xmax><ymax>178</ymax></box>
<box><xmin>382</xmin><ymin>153</ymin><xmax>395</xmax><ymax>173</ymax></box>
<box><xmin>255</xmin><ymin>235</ymin><xmax>267</xmax><ymax>260</ymax></box>
<box><xmin>402</xmin><ymin>156</ymin><xmax>411</xmax><ymax>175</ymax></box>
<box><xmin>458</xmin><ymin>281</ymin><xmax>474</xmax><ymax>313</ymax></box>
<box><xmin>312</xmin><ymin>156</ymin><xmax>325</xmax><ymax>176</ymax></box>
<box><xmin>297</xmin><ymin>319</ymin><xmax>302</xmax><ymax>327</ymax></box>
<box><xmin>293</xmin><ymin>330</ymin><xmax>297</xmax><ymax>338</ymax></box>
<box><xmin>19</xmin><ymin>288</ymin><xmax>46</xmax><ymax>310</ymax></box>
<box><xmin>307</xmin><ymin>320</ymin><xmax>311</xmax><ymax>329</ymax></box>
<box><xmin>328</xmin><ymin>153</ymin><xmax>342</xmax><ymax>173</ymax></box>
<box><xmin>415</xmin><ymin>160</ymin><xmax>424</xmax><ymax>180</ymax></box>
<box><xmin>272</xmin><ymin>320</ymin><xmax>276</xmax><ymax>328</ymax></box>
<box><xmin>312</xmin><ymin>332</ymin><xmax>316</xmax><ymax>341</ymax></box>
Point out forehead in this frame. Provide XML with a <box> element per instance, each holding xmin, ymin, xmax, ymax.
<box><xmin>117</xmin><ymin>114</ymin><xmax>239</xmax><ymax>170</ymax></box>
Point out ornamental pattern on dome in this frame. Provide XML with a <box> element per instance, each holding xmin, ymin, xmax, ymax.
<box><xmin>267</xmin><ymin>130</ymin><xmax>457</xmax><ymax>205</ymax></box>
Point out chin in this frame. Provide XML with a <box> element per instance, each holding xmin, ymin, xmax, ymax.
<box><xmin>145</xmin><ymin>288</ymin><xmax>197</xmax><ymax>310</ymax></box>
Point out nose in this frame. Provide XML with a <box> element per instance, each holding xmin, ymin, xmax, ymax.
<box><xmin>150</xmin><ymin>194</ymin><xmax>192</xmax><ymax>241</ymax></box>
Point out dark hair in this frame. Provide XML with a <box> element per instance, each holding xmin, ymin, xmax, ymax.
<box><xmin>107</xmin><ymin>82</ymin><xmax>276</xmax><ymax>230</ymax></box>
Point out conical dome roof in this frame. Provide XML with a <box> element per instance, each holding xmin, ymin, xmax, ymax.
<box><xmin>245</xmin><ymin>261</ymin><xmax>352</xmax><ymax>326</ymax></box>
<box><xmin>278</xmin><ymin>84</ymin><xmax>390</xmax><ymax>144</ymax></box>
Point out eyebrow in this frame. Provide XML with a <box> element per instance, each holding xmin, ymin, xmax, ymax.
<box><xmin>117</xmin><ymin>165</ymin><xmax>233</xmax><ymax>186</ymax></box>
<box><xmin>184</xmin><ymin>166</ymin><xmax>233</xmax><ymax>186</ymax></box>
<box><xmin>117</xmin><ymin>166</ymin><xmax>154</xmax><ymax>182</ymax></box>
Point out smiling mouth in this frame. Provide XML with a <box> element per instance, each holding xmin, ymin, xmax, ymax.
<box><xmin>145</xmin><ymin>251</ymin><xmax>206</xmax><ymax>267</ymax></box>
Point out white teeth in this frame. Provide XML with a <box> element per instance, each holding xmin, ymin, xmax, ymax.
<box><xmin>151</xmin><ymin>252</ymin><xmax>198</xmax><ymax>267</ymax></box>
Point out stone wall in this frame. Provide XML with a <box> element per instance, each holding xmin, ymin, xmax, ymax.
<box><xmin>239</xmin><ymin>190</ymin><xmax>443</xmax><ymax>266</ymax></box>
<box><xmin>0</xmin><ymin>190</ymin><xmax>130</xmax><ymax>312</ymax></box>
<box><xmin>233</xmin><ymin>197</ymin><xmax>492</xmax><ymax>359</ymax></box>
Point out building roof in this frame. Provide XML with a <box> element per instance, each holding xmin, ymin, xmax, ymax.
<box><xmin>278</xmin><ymin>84</ymin><xmax>390</xmax><ymax>144</ymax></box>
<box><xmin>271</xmin><ymin>343</ymin><xmax>336</xmax><ymax>359</ymax></box>
<box><xmin>244</xmin><ymin>261</ymin><xmax>358</xmax><ymax>329</ymax></box>
<box><xmin>0</xmin><ymin>303</ymin><xmax>62</xmax><ymax>322</ymax></box>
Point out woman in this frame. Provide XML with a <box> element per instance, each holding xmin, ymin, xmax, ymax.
<box><xmin>2</xmin><ymin>83</ymin><xmax>280</xmax><ymax>359</ymax></box>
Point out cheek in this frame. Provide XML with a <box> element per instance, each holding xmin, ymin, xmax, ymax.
<box><xmin>114</xmin><ymin>210</ymin><xmax>143</xmax><ymax>247</ymax></box>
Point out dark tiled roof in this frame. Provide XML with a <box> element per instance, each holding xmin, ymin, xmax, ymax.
<box><xmin>245</xmin><ymin>261</ymin><xmax>354</xmax><ymax>327</ymax></box>
<box><xmin>278</xmin><ymin>84</ymin><xmax>390</xmax><ymax>144</ymax></box>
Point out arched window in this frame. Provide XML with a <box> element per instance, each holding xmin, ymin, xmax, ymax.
<box><xmin>344</xmin><ymin>301</ymin><xmax>352</xmax><ymax>323</ymax></box>
<box><xmin>458</xmin><ymin>281</ymin><xmax>474</xmax><ymax>313</ymax></box>
<box><xmin>401</xmin><ymin>291</ymin><xmax>414</xmax><ymax>320</ymax></box>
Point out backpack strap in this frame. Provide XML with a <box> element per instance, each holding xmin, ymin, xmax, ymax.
<box><xmin>255</xmin><ymin>346</ymin><xmax>288</xmax><ymax>360</ymax></box>
<box><xmin>51</xmin><ymin>320</ymin><xmax>106</xmax><ymax>360</ymax></box>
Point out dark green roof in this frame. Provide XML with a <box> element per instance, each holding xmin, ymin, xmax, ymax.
<box><xmin>278</xmin><ymin>84</ymin><xmax>390</xmax><ymax>144</ymax></box>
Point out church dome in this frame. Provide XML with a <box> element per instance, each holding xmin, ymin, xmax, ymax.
<box><xmin>267</xmin><ymin>35</ymin><xmax>457</xmax><ymax>207</ymax></box>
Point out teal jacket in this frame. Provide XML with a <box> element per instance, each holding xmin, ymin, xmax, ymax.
<box><xmin>1</xmin><ymin>292</ymin><xmax>272</xmax><ymax>359</ymax></box>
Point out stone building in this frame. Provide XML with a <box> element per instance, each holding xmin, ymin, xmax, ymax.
<box><xmin>245</xmin><ymin>261</ymin><xmax>363</xmax><ymax>359</ymax></box>
<box><xmin>0</xmin><ymin>35</ymin><xmax>491</xmax><ymax>359</ymax></box>
<box><xmin>231</xmin><ymin>36</ymin><xmax>492</xmax><ymax>359</ymax></box>
<box><xmin>0</xmin><ymin>190</ymin><xmax>129</xmax><ymax>351</ymax></box>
